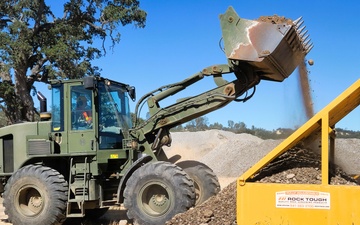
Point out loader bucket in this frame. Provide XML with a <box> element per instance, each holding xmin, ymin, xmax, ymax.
<box><xmin>220</xmin><ymin>6</ymin><xmax>313</xmax><ymax>82</ymax></box>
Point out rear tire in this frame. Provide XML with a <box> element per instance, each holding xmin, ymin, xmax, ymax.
<box><xmin>3</xmin><ymin>164</ymin><xmax>68</xmax><ymax>225</ymax></box>
<box><xmin>177</xmin><ymin>161</ymin><xmax>220</xmax><ymax>206</ymax></box>
<box><xmin>123</xmin><ymin>161</ymin><xmax>195</xmax><ymax>225</ymax></box>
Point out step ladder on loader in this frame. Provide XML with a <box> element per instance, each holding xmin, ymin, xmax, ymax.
<box><xmin>237</xmin><ymin>79</ymin><xmax>360</xmax><ymax>224</ymax></box>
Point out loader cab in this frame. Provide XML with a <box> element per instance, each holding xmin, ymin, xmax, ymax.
<box><xmin>50</xmin><ymin>77</ymin><xmax>134</xmax><ymax>159</ymax></box>
<box><xmin>96</xmin><ymin>80</ymin><xmax>133</xmax><ymax>150</ymax></box>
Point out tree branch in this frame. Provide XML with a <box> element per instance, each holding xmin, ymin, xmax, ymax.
<box><xmin>30</xmin><ymin>56</ymin><xmax>48</xmax><ymax>78</ymax></box>
<box><xmin>0</xmin><ymin>62</ymin><xmax>11</xmax><ymax>81</ymax></box>
<box><xmin>33</xmin><ymin>0</ymin><xmax>45</xmax><ymax>32</ymax></box>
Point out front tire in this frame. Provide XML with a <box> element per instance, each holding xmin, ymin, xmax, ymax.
<box><xmin>123</xmin><ymin>161</ymin><xmax>195</xmax><ymax>225</ymax></box>
<box><xmin>3</xmin><ymin>165</ymin><xmax>68</xmax><ymax>225</ymax></box>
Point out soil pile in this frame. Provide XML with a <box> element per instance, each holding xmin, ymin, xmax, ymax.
<box><xmin>166</xmin><ymin>130</ymin><xmax>360</xmax><ymax>179</ymax></box>
<box><xmin>166</xmin><ymin>181</ymin><xmax>237</xmax><ymax>225</ymax></box>
<box><xmin>165</xmin><ymin>130</ymin><xmax>282</xmax><ymax>178</ymax></box>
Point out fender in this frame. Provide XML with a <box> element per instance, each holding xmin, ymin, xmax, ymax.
<box><xmin>117</xmin><ymin>155</ymin><xmax>154</xmax><ymax>203</ymax></box>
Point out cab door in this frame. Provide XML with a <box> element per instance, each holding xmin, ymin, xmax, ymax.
<box><xmin>50</xmin><ymin>84</ymin><xmax>69</xmax><ymax>153</ymax></box>
<box><xmin>67</xmin><ymin>85</ymin><xmax>96</xmax><ymax>153</ymax></box>
<box><xmin>95</xmin><ymin>81</ymin><xmax>133</xmax><ymax>173</ymax></box>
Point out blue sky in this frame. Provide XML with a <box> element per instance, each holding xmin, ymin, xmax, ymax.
<box><xmin>40</xmin><ymin>1</ymin><xmax>360</xmax><ymax>130</ymax></box>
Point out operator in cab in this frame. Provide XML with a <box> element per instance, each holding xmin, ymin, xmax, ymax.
<box><xmin>73</xmin><ymin>95</ymin><xmax>92</xmax><ymax>129</ymax></box>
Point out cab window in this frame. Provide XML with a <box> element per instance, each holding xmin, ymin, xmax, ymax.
<box><xmin>51</xmin><ymin>85</ymin><xmax>64</xmax><ymax>132</ymax></box>
<box><xmin>71</xmin><ymin>86</ymin><xmax>93</xmax><ymax>130</ymax></box>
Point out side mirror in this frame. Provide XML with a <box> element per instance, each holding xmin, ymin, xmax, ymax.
<box><xmin>128</xmin><ymin>86</ymin><xmax>136</xmax><ymax>102</ymax></box>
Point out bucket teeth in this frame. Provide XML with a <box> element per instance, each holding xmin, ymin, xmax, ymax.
<box><xmin>305</xmin><ymin>43</ymin><xmax>314</xmax><ymax>53</ymax></box>
<box><xmin>302</xmin><ymin>34</ymin><xmax>310</xmax><ymax>43</ymax></box>
<box><xmin>299</xmin><ymin>30</ymin><xmax>308</xmax><ymax>39</ymax></box>
<box><xmin>297</xmin><ymin>26</ymin><xmax>306</xmax><ymax>34</ymax></box>
<box><xmin>293</xmin><ymin>16</ymin><xmax>303</xmax><ymax>25</ymax></box>
<box><xmin>292</xmin><ymin>17</ymin><xmax>313</xmax><ymax>53</ymax></box>
<box><xmin>303</xmin><ymin>38</ymin><xmax>311</xmax><ymax>46</ymax></box>
<box><xmin>295</xmin><ymin>19</ymin><xmax>304</xmax><ymax>28</ymax></box>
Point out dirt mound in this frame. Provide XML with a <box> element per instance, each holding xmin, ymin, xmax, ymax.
<box><xmin>166</xmin><ymin>130</ymin><xmax>360</xmax><ymax>179</ymax></box>
<box><xmin>165</xmin><ymin>130</ymin><xmax>281</xmax><ymax>178</ymax></box>
<box><xmin>166</xmin><ymin>181</ymin><xmax>237</xmax><ymax>225</ymax></box>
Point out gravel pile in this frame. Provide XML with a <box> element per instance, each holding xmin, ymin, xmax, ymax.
<box><xmin>165</xmin><ymin>130</ymin><xmax>360</xmax><ymax>178</ymax></box>
<box><xmin>166</xmin><ymin>181</ymin><xmax>237</xmax><ymax>225</ymax></box>
<box><xmin>165</xmin><ymin>130</ymin><xmax>282</xmax><ymax>177</ymax></box>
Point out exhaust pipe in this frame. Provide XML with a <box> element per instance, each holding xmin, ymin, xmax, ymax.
<box><xmin>37</xmin><ymin>91</ymin><xmax>47</xmax><ymax>113</ymax></box>
<box><xmin>37</xmin><ymin>91</ymin><xmax>51</xmax><ymax>121</ymax></box>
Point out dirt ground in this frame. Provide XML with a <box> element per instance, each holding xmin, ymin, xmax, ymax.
<box><xmin>0</xmin><ymin>177</ymin><xmax>237</xmax><ymax>225</ymax></box>
<box><xmin>1</xmin><ymin>130</ymin><xmax>359</xmax><ymax>225</ymax></box>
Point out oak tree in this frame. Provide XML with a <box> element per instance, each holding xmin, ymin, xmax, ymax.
<box><xmin>0</xmin><ymin>0</ymin><xmax>146</xmax><ymax>124</ymax></box>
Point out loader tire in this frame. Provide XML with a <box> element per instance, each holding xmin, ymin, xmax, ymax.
<box><xmin>123</xmin><ymin>161</ymin><xmax>195</xmax><ymax>225</ymax></box>
<box><xmin>177</xmin><ymin>161</ymin><xmax>221</xmax><ymax>206</ymax></box>
<box><xmin>3</xmin><ymin>164</ymin><xmax>68</xmax><ymax>225</ymax></box>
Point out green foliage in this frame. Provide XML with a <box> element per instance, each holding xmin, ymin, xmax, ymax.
<box><xmin>131</xmin><ymin>112</ymin><xmax>144</xmax><ymax>126</ymax></box>
<box><xmin>0</xmin><ymin>109</ymin><xmax>8</xmax><ymax>127</ymax></box>
<box><xmin>170</xmin><ymin>125</ymin><xmax>185</xmax><ymax>132</ymax></box>
<box><xmin>0</xmin><ymin>0</ymin><xmax>146</xmax><ymax>124</ymax></box>
<box><xmin>149</xmin><ymin>115</ymin><xmax>360</xmax><ymax>139</ymax></box>
<box><xmin>178</xmin><ymin>116</ymin><xmax>292</xmax><ymax>139</ymax></box>
<box><xmin>184</xmin><ymin>116</ymin><xmax>209</xmax><ymax>131</ymax></box>
<box><xmin>208</xmin><ymin>122</ymin><xmax>223</xmax><ymax>130</ymax></box>
<box><xmin>334</xmin><ymin>128</ymin><xmax>360</xmax><ymax>138</ymax></box>
<box><xmin>179</xmin><ymin>117</ymin><xmax>360</xmax><ymax>139</ymax></box>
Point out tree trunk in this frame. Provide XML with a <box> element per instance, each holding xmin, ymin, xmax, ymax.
<box><xmin>9</xmin><ymin>68</ymin><xmax>36</xmax><ymax>123</ymax></box>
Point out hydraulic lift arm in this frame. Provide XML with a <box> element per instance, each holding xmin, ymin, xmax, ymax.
<box><xmin>130</xmin><ymin>6</ymin><xmax>312</xmax><ymax>153</ymax></box>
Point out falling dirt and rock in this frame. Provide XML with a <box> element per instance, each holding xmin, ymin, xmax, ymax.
<box><xmin>1</xmin><ymin>130</ymin><xmax>359</xmax><ymax>225</ymax></box>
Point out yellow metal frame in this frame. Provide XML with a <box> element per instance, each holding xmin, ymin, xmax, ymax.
<box><xmin>237</xmin><ymin>79</ymin><xmax>360</xmax><ymax>224</ymax></box>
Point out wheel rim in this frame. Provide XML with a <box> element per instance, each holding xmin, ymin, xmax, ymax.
<box><xmin>16</xmin><ymin>185</ymin><xmax>44</xmax><ymax>217</ymax></box>
<box><xmin>193</xmin><ymin>181</ymin><xmax>201</xmax><ymax>205</ymax></box>
<box><xmin>139</xmin><ymin>181</ymin><xmax>172</xmax><ymax>216</ymax></box>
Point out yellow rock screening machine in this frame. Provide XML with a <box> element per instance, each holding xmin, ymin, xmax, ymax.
<box><xmin>237</xmin><ymin>80</ymin><xmax>360</xmax><ymax>224</ymax></box>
